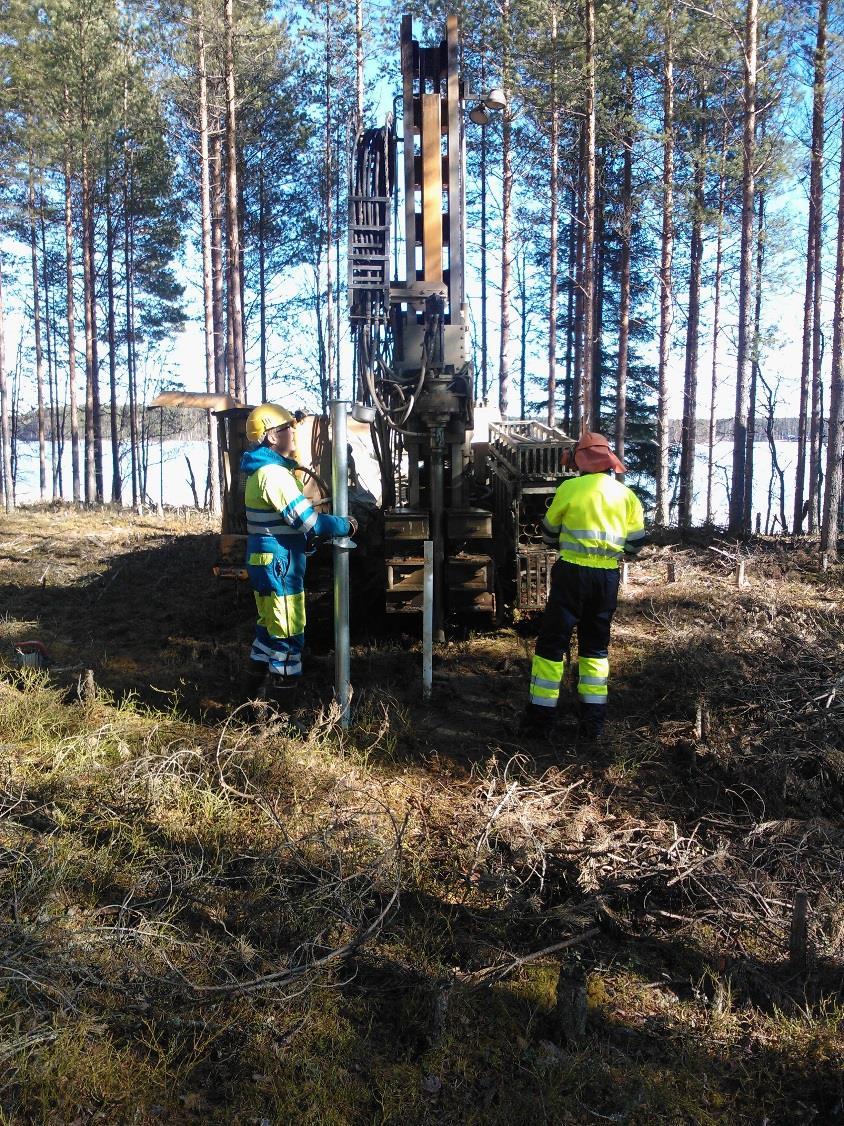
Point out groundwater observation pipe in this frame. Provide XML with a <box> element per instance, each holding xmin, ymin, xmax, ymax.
<box><xmin>422</xmin><ymin>539</ymin><xmax>433</xmax><ymax>701</ymax></box>
<box><xmin>330</xmin><ymin>400</ymin><xmax>351</xmax><ymax>728</ymax></box>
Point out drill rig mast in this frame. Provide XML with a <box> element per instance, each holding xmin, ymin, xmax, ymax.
<box><xmin>349</xmin><ymin>14</ymin><xmax>491</xmax><ymax>636</ymax></box>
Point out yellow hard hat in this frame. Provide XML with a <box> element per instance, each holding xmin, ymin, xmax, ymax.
<box><xmin>246</xmin><ymin>403</ymin><xmax>296</xmax><ymax>445</ymax></box>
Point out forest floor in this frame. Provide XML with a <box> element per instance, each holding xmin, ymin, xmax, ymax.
<box><xmin>1</xmin><ymin>506</ymin><xmax>843</xmax><ymax>1125</ymax></box>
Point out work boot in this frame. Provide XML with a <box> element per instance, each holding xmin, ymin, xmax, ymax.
<box><xmin>577</xmin><ymin>703</ymin><xmax>606</xmax><ymax>743</ymax></box>
<box><xmin>519</xmin><ymin>704</ymin><xmax>557</xmax><ymax>738</ymax></box>
<box><xmin>243</xmin><ymin>658</ymin><xmax>268</xmax><ymax>700</ymax></box>
<box><xmin>265</xmin><ymin>673</ymin><xmax>300</xmax><ymax>714</ymax></box>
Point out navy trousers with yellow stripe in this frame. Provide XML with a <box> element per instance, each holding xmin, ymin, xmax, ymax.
<box><xmin>529</xmin><ymin>559</ymin><xmax>619</xmax><ymax>735</ymax></box>
<box><xmin>246</xmin><ymin>533</ymin><xmax>307</xmax><ymax>681</ymax></box>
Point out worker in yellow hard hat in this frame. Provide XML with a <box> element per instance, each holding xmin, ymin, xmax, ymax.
<box><xmin>241</xmin><ymin>404</ymin><xmax>357</xmax><ymax>707</ymax></box>
<box><xmin>523</xmin><ymin>430</ymin><xmax>648</xmax><ymax>743</ymax></box>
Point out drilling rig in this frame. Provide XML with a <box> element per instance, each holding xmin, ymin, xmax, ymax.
<box><xmin>349</xmin><ymin>14</ymin><xmax>574</xmax><ymax>633</ymax></box>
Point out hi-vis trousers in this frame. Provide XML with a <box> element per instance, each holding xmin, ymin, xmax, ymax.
<box><xmin>529</xmin><ymin>559</ymin><xmax>619</xmax><ymax>731</ymax></box>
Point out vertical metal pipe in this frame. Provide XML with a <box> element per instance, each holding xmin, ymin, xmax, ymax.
<box><xmin>430</xmin><ymin>428</ymin><xmax>445</xmax><ymax>642</ymax></box>
<box><xmin>331</xmin><ymin>399</ymin><xmax>351</xmax><ymax>727</ymax></box>
<box><xmin>423</xmin><ymin>539</ymin><xmax>433</xmax><ymax>701</ymax></box>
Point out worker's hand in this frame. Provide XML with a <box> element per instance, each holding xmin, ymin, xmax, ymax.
<box><xmin>347</xmin><ymin>516</ymin><xmax>358</xmax><ymax>538</ymax></box>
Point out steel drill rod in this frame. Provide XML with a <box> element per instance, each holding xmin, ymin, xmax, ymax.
<box><xmin>330</xmin><ymin>400</ymin><xmax>351</xmax><ymax>728</ymax></box>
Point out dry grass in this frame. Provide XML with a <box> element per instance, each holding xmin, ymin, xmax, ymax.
<box><xmin>0</xmin><ymin>506</ymin><xmax>843</xmax><ymax>1123</ymax></box>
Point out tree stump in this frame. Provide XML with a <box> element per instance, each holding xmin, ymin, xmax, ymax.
<box><xmin>555</xmin><ymin>965</ymin><xmax>587</xmax><ymax>1044</ymax></box>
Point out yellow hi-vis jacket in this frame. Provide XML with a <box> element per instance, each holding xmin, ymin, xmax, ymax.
<box><xmin>541</xmin><ymin>472</ymin><xmax>647</xmax><ymax>569</ymax></box>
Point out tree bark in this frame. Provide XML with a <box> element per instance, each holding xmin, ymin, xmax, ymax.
<box><xmin>728</xmin><ymin>0</ymin><xmax>758</xmax><ymax>537</ymax></box>
<box><xmin>547</xmin><ymin>4</ymin><xmax>559</xmax><ymax>427</ymax></box>
<box><xmin>0</xmin><ymin>249</ymin><xmax>11</xmax><ymax>512</ymax></box>
<box><xmin>105</xmin><ymin>162</ymin><xmax>122</xmax><ymax>505</ymax></box>
<box><xmin>794</xmin><ymin>0</ymin><xmax>827</xmax><ymax>534</ymax></box>
<box><xmin>198</xmin><ymin>7</ymin><xmax>221</xmax><ymax>514</ymax></box>
<box><xmin>580</xmin><ymin>0</ymin><xmax>596</xmax><ymax>431</ymax></box>
<box><xmin>223</xmin><ymin>0</ymin><xmax>246</xmax><ymax>402</ymax></box>
<box><xmin>210</xmin><ymin>126</ymin><xmax>226</xmax><ymax>396</ymax></box>
<box><xmin>655</xmin><ymin>1</ymin><xmax>674</xmax><ymax>525</ymax></box>
<box><xmin>678</xmin><ymin>112</ymin><xmax>705</xmax><ymax>529</ymax></box>
<box><xmin>324</xmin><ymin>1</ymin><xmax>335</xmax><ymax>405</ymax></box>
<box><xmin>28</xmin><ymin>162</ymin><xmax>47</xmax><ymax>500</ymax></box>
<box><xmin>40</xmin><ymin>190</ymin><xmax>60</xmax><ymax>499</ymax></box>
<box><xmin>743</xmin><ymin>186</ymin><xmax>765</xmax><ymax>533</ymax></box>
<box><xmin>498</xmin><ymin>0</ymin><xmax>514</xmax><ymax>420</ymax></box>
<box><xmin>64</xmin><ymin>133</ymin><xmax>81</xmax><ymax>504</ymax></box>
<box><xmin>81</xmin><ymin>149</ymin><xmax>98</xmax><ymax>505</ymax></box>
<box><xmin>821</xmin><ymin>108</ymin><xmax>844</xmax><ymax>557</ymax></box>
<box><xmin>706</xmin><ymin>125</ymin><xmax>728</xmax><ymax>527</ymax></box>
<box><xmin>615</xmin><ymin>69</ymin><xmax>634</xmax><ymax>475</ymax></box>
<box><xmin>808</xmin><ymin>2</ymin><xmax>828</xmax><ymax>533</ymax></box>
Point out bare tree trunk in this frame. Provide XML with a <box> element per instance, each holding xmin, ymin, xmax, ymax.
<box><xmin>223</xmin><ymin>0</ymin><xmax>246</xmax><ymax>402</ymax></box>
<box><xmin>795</xmin><ymin>0</ymin><xmax>827</xmax><ymax>534</ymax></box>
<box><xmin>123</xmin><ymin>101</ymin><xmax>139</xmax><ymax>508</ymax></box>
<box><xmin>355</xmin><ymin>0</ymin><xmax>364</xmax><ymax>123</ymax></box>
<box><xmin>0</xmin><ymin>249</ymin><xmax>11</xmax><ymax>513</ymax></box>
<box><xmin>28</xmin><ymin>162</ymin><xmax>47</xmax><ymax>500</ymax></box>
<box><xmin>743</xmin><ymin>186</ymin><xmax>765</xmax><ymax>533</ymax></box>
<box><xmin>572</xmin><ymin>134</ymin><xmax>585</xmax><ymax>436</ymax></box>
<box><xmin>81</xmin><ymin>149</ymin><xmax>97</xmax><ymax>505</ymax></box>
<box><xmin>728</xmin><ymin>0</ymin><xmax>757</xmax><ymax>537</ymax></box>
<box><xmin>198</xmin><ymin>8</ymin><xmax>221</xmax><ymax>514</ymax></box>
<box><xmin>656</xmin><ymin>1</ymin><xmax>674</xmax><ymax>525</ymax></box>
<box><xmin>498</xmin><ymin>0</ymin><xmax>514</xmax><ymax>420</ymax></box>
<box><xmin>678</xmin><ymin>116</ymin><xmax>705</xmax><ymax>529</ymax></box>
<box><xmin>106</xmin><ymin>163</ymin><xmax>122</xmax><ymax>505</ymax></box>
<box><xmin>808</xmin><ymin>5</ymin><xmax>828</xmax><ymax>533</ymax></box>
<box><xmin>580</xmin><ymin>0</ymin><xmax>596</xmax><ymax>431</ymax></box>
<box><xmin>210</xmin><ymin>126</ymin><xmax>226</xmax><ymax>396</ymax></box>
<box><xmin>564</xmin><ymin>182</ymin><xmax>576</xmax><ymax>432</ymax></box>
<box><xmin>547</xmin><ymin>4</ymin><xmax>559</xmax><ymax>427</ymax></box>
<box><xmin>40</xmin><ymin>192</ymin><xmax>59</xmax><ymax>499</ymax></box>
<box><xmin>519</xmin><ymin>249</ymin><xmax>528</xmax><ymax>417</ymax></box>
<box><xmin>591</xmin><ymin>149</ymin><xmax>605</xmax><ymax>426</ymax></box>
<box><xmin>706</xmin><ymin>126</ymin><xmax>727</xmax><ymax>527</ymax></box>
<box><xmin>615</xmin><ymin>69</ymin><xmax>633</xmax><ymax>475</ymax></box>
<box><xmin>324</xmin><ymin>1</ymin><xmax>335</xmax><ymax>404</ymax></box>
<box><xmin>822</xmin><ymin>107</ymin><xmax>844</xmax><ymax>557</ymax></box>
<box><xmin>64</xmin><ymin>137</ymin><xmax>81</xmax><ymax>504</ymax></box>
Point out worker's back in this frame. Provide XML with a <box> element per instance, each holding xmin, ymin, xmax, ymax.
<box><xmin>542</xmin><ymin>472</ymin><xmax>646</xmax><ymax>569</ymax></box>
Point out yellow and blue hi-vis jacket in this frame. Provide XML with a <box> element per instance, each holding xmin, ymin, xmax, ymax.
<box><xmin>541</xmin><ymin>472</ymin><xmax>647</xmax><ymax>568</ymax></box>
<box><xmin>241</xmin><ymin>445</ymin><xmax>349</xmax><ymax>677</ymax></box>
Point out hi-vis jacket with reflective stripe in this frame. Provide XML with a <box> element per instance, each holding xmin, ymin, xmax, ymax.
<box><xmin>541</xmin><ymin>472</ymin><xmax>646</xmax><ymax>569</ymax></box>
<box><xmin>241</xmin><ymin>446</ymin><xmax>347</xmax><ymax>543</ymax></box>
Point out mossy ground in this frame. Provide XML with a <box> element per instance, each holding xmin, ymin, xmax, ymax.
<box><xmin>1</xmin><ymin>506</ymin><xmax>842</xmax><ymax>1124</ymax></box>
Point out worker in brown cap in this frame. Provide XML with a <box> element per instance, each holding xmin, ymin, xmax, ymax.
<box><xmin>523</xmin><ymin>430</ymin><xmax>648</xmax><ymax>742</ymax></box>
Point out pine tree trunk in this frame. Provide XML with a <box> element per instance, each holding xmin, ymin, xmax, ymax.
<box><xmin>572</xmin><ymin>134</ymin><xmax>585</xmax><ymax>436</ymax></box>
<box><xmin>28</xmin><ymin>163</ymin><xmax>47</xmax><ymax>500</ymax></box>
<box><xmin>258</xmin><ymin>152</ymin><xmax>267</xmax><ymax>402</ymax></box>
<box><xmin>355</xmin><ymin>0</ymin><xmax>364</xmax><ymax>122</ymax></box>
<box><xmin>728</xmin><ymin>0</ymin><xmax>758</xmax><ymax>537</ymax></box>
<box><xmin>198</xmin><ymin>8</ymin><xmax>220</xmax><ymax>514</ymax></box>
<box><xmin>706</xmin><ymin>126</ymin><xmax>727</xmax><ymax>527</ymax></box>
<box><xmin>743</xmin><ymin>187</ymin><xmax>765</xmax><ymax>532</ymax></box>
<box><xmin>223</xmin><ymin>0</ymin><xmax>246</xmax><ymax>402</ymax></box>
<box><xmin>547</xmin><ymin>5</ymin><xmax>559</xmax><ymax>427</ymax></box>
<box><xmin>520</xmin><ymin>251</ymin><xmax>528</xmax><ymax>417</ymax></box>
<box><xmin>656</xmin><ymin>2</ymin><xmax>674</xmax><ymax>526</ymax></box>
<box><xmin>81</xmin><ymin>150</ymin><xmax>97</xmax><ymax>505</ymax></box>
<box><xmin>0</xmin><ymin>249</ymin><xmax>11</xmax><ymax>513</ymax></box>
<box><xmin>794</xmin><ymin>0</ymin><xmax>827</xmax><ymax>534</ymax></box>
<box><xmin>821</xmin><ymin>108</ymin><xmax>844</xmax><ymax>557</ymax></box>
<box><xmin>498</xmin><ymin>0</ymin><xmax>514</xmax><ymax>420</ymax></box>
<box><xmin>678</xmin><ymin>122</ymin><xmax>705</xmax><ymax>529</ymax></box>
<box><xmin>580</xmin><ymin>0</ymin><xmax>596</xmax><ymax>431</ymax></box>
<box><xmin>591</xmin><ymin>149</ymin><xmax>604</xmax><ymax>426</ymax></box>
<box><xmin>64</xmin><ymin>136</ymin><xmax>81</xmax><ymax>504</ymax></box>
<box><xmin>106</xmin><ymin>164</ymin><xmax>122</xmax><ymax>505</ymax></box>
<box><xmin>40</xmin><ymin>191</ymin><xmax>59</xmax><ymax>499</ymax></box>
<box><xmin>615</xmin><ymin>69</ymin><xmax>633</xmax><ymax>476</ymax></box>
<box><xmin>808</xmin><ymin>4</ymin><xmax>828</xmax><ymax>533</ymax></box>
<box><xmin>123</xmin><ymin>112</ymin><xmax>139</xmax><ymax>508</ymax></box>
<box><xmin>564</xmin><ymin>182</ymin><xmax>576</xmax><ymax>432</ymax></box>
<box><xmin>210</xmin><ymin>126</ymin><xmax>226</xmax><ymax>396</ymax></box>
<box><xmin>324</xmin><ymin>2</ymin><xmax>335</xmax><ymax>404</ymax></box>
